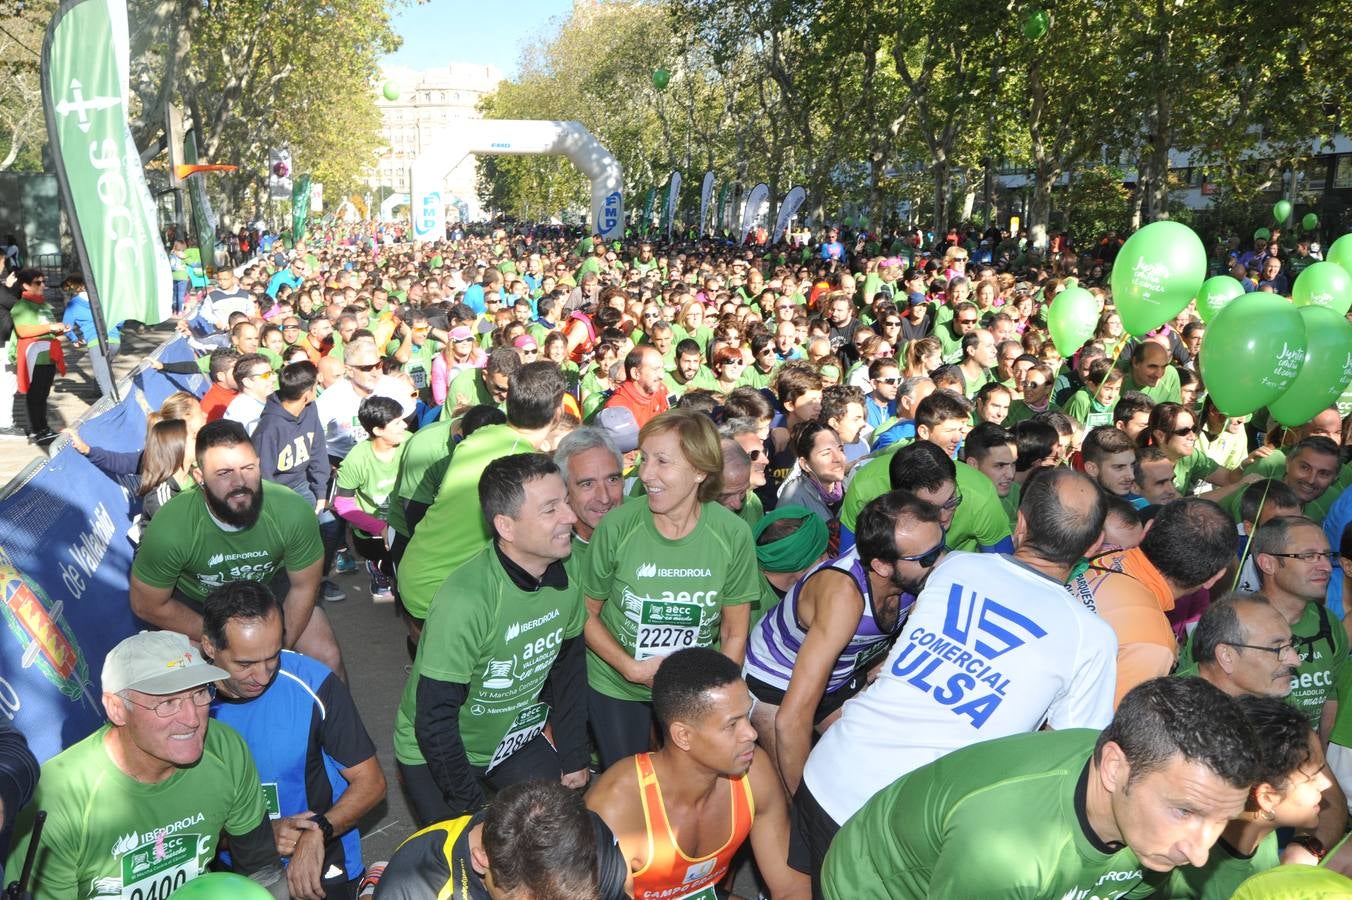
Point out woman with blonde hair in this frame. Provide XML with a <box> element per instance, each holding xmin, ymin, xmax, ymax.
<box><xmin>581</xmin><ymin>407</ymin><xmax>760</xmax><ymax>767</ymax></box>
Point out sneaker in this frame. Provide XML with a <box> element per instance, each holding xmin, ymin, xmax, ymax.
<box><xmin>31</xmin><ymin>430</ymin><xmax>58</xmax><ymax>449</ymax></box>
<box><xmin>0</xmin><ymin>426</ymin><xmax>26</xmax><ymax>438</ymax></box>
<box><xmin>334</xmin><ymin>549</ymin><xmax>358</xmax><ymax>574</ymax></box>
<box><xmin>320</xmin><ymin>580</ymin><xmax>347</xmax><ymax>603</ymax></box>
<box><xmin>369</xmin><ymin>572</ymin><xmax>395</xmax><ymax>604</ymax></box>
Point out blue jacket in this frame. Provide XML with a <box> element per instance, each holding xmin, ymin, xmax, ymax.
<box><xmin>61</xmin><ymin>293</ymin><xmax>120</xmax><ymax>344</ymax></box>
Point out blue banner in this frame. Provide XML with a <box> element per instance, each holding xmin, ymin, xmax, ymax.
<box><xmin>0</xmin><ymin>337</ymin><xmax>205</xmax><ymax>761</ymax></box>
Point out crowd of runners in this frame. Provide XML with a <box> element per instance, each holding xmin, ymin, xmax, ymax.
<box><xmin>5</xmin><ymin>220</ymin><xmax>1352</xmax><ymax>898</ymax></box>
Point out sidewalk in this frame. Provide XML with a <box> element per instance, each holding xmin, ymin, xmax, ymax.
<box><xmin>0</xmin><ymin>323</ymin><xmax>177</xmax><ymax>485</ymax></box>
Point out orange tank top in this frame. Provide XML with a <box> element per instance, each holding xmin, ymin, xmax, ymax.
<box><xmin>631</xmin><ymin>752</ymin><xmax>755</xmax><ymax>900</ymax></box>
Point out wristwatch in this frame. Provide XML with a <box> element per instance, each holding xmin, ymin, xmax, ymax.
<box><xmin>1287</xmin><ymin>834</ymin><xmax>1326</xmax><ymax>860</ymax></box>
<box><xmin>308</xmin><ymin>813</ymin><xmax>335</xmax><ymax>843</ymax></box>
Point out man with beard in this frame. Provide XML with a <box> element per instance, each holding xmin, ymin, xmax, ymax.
<box><xmin>131</xmin><ymin>419</ymin><xmax>340</xmax><ymax>676</ymax></box>
<box><xmin>794</xmin><ymin>469</ymin><xmax>1117</xmax><ymax>889</ymax></box>
<box><xmin>742</xmin><ymin>491</ymin><xmax>945</xmax><ymax>796</ymax></box>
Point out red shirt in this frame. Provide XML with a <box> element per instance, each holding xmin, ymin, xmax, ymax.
<box><xmin>605</xmin><ymin>380</ymin><xmax>669</xmax><ymax>429</ymax></box>
<box><xmin>200</xmin><ymin>383</ymin><xmax>237</xmax><ymax>422</ymax></box>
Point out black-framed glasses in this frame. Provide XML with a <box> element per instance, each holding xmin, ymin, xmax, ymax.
<box><xmin>746</xmin><ymin>448</ymin><xmax>763</xmax><ymax>461</ymax></box>
<box><xmin>875</xmin><ymin>376</ymin><xmax>900</xmax><ymax>385</ymax></box>
<box><xmin>1172</xmin><ymin>424</ymin><xmax>1198</xmax><ymax>437</ymax></box>
<box><xmin>941</xmin><ymin>488</ymin><xmax>963</xmax><ymax>512</ymax></box>
<box><xmin>957</xmin><ymin>318</ymin><xmax>978</xmax><ymax>326</ymax></box>
<box><xmin>349</xmin><ymin>361</ymin><xmax>381</xmax><ymax>372</ymax></box>
<box><xmin>1221</xmin><ymin>640</ymin><xmax>1298</xmax><ymax>657</ymax></box>
<box><xmin>119</xmin><ymin>685</ymin><xmax>216</xmax><ymax>718</ymax></box>
<box><xmin>883</xmin><ymin>319</ymin><xmax>902</xmax><ymax>326</ymax></box>
<box><xmin>898</xmin><ymin>531</ymin><xmax>947</xmax><ymax>568</ymax></box>
<box><xmin>1266</xmin><ymin>550</ymin><xmax>1339</xmax><ymax>563</ymax></box>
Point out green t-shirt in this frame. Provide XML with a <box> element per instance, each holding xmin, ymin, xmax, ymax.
<box><xmin>131</xmin><ymin>480</ymin><xmax>323</xmax><ymax>603</ymax></box>
<box><xmin>840</xmin><ymin>449</ymin><xmax>1012</xmax><ymax>552</ymax></box>
<box><xmin>662</xmin><ymin>367</ymin><xmax>718</xmax><ymax>399</ymax></box>
<box><xmin>1159</xmin><ymin>833</ymin><xmax>1279</xmax><ymax>899</ymax></box>
<box><xmin>388</xmin><ymin>420</ymin><xmax>456</xmax><ymax>539</ymax></box>
<box><xmin>1003</xmin><ymin>399</ymin><xmax>1058</xmax><ymax>427</ymax></box>
<box><xmin>7</xmin><ymin>722</ymin><xmax>267</xmax><ymax>899</ymax></box>
<box><xmin>401</xmin><ymin>339</ymin><xmax>441</xmax><ymax>399</ymax></box>
<box><xmin>737</xmin><ymin>364</ymin><xmax>776</xmax><ymax>391</ymax></box>
<box><xmin>935</xmin><ymin>323</ymin><xmax>964</xmax><ymax>365</ymax></box>
<box><xmin>336</xmin><ymin>439</ymin><xmax>406</xmax><ymax>538</ymax></box>
<box><xmin>10</xmin><ymin>299</ymin><xmax>57</xmax><ymax>365</ymax></box>
<box><xmin>581</xmin><ymin>497</ymin><xmax>759</xmax><ymax>702</ymax></box>
<box><xmin>738</xmin><ymin>491</ymin><xmax>765</xmax><ymax>530</ymax></box>
<box><xmin>822</xmin><ymin>729</ymin><xmax>1148</xmax><ymax>900</ymax></box>
<box><xmin>1181</xmin><ymin>600</ymin><xmax>1346</xmax><ymax>729</ymax></box>
<box><xmin>1121</xmin><ymin>366</ymin><xmax>1182</xmax><ymax>405</ymax></box>
<box><xmin>393</xmin><ymin>546</ymin><xmax>586</xmax><ymax>768</ymax></box>
<box><xmin>1173</xmin><ymin>446</ymin><xmax>1220</xmax><ymax>496</ymax></box>
<box><xmin>397</xmin><ymin>425</ymin><xmax>537</xmax><ymax>619</ymax></box>
<box><xmin>999</xmin><ymin>479</ymin><xmax>1022</xmax><ymax>529</ymax></box>
<box><xmin>437</xmin><ymin>368</ymin><xmax>493</xmax><ymax>422</ymax></box>
<box><xmin>1064</xmin><ymin>389</ymin><xmax>1115</xmax><ymax>428</ymax></box>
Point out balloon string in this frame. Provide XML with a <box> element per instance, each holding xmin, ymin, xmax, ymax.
<box><xmin>1231</xmin><ymin>476</ymin><xmax>1272</xmax><ymax>593</ymax></box>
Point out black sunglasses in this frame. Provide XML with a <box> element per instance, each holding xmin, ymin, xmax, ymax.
<box><xmin>898</xmin><ymin>531</ymin><xmax>947</xmax><ymax>568</ymax></box>
<box><xmin>349</xmin><ymin>361</ymin><xmax>381</xmax><ymax>372</ymax></box>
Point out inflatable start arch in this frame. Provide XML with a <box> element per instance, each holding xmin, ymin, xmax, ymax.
<box><xmin>408</xmin><ymin>119</ymin><xmax>624</xmax><ymax>242</ymax></box>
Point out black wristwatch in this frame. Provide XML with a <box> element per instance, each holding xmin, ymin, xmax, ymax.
<box><xmin>1287</xmin><ymin>834</ymin><xmax>1327</xmax><ymax>860</ymax></box>
<box><xmin>308</xmin><ymin>813</ymin><xmax>335</xmax><ymax>843</ymax></box>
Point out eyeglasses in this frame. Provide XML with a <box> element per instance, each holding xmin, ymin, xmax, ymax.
<box><xmin>349</xmin><ymin>361</ymin><xmax>382</xmax><ymax>372</ymax></box>
<box><xmin>248</xmin><ymin>369</ymin><xmax>274</xmax><ymax>381</ymax></box>
<box><xmin>282</xmin><ymin>324</ymin><xmax>301</xmax><ymax>330</ymax></box>
<box><xmin>119</xmin><ymin>685</ymin><xmax>216</xmax><ymax>718</ymax></box>
<box><xmin>957</xmin><ymin>318</ymin><xmax>978</xmax><ymax>326</ymax></box>
<box><xmin>875</xmin><ymin>376</ymin><xmax>900</xmax><ymax>385</ymax></box>
<box><xmin>940</xmin><ymin>488</ymin><xmax>963</xmax><ymax>512</ymax></box>
<box><xmin>898</xmin><ymin>532</ymin><xmax>947</xmax><ymax>568</ymax></box>
<box><xmin>1024</xmin><ymin>379</ymin><xmax>1047</xmax><ymax>389</ymax></box>
<box><xmin>1221</xmin><ymin>640</ymin><xmax>1298</xmax><ymax>657</ymax></box>
<box><xmin>1266</xmin><ymin>550</ymin><xmax>1339</xmax><ymax>563</ymax></box>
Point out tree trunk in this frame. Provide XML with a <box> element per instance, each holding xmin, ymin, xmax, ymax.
<box><xmin>1029</xmin><ymin>163</ymin><xmax>1056</xmax><ymax>251</ymax></box>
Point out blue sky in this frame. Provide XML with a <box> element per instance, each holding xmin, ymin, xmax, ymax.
<box><xmin>383</xmin><ymin>0</ymin><xmax>575</xmax><ymax>76</ymax></box>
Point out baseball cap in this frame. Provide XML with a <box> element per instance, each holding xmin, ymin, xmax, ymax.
<box><xmin>513</xmin><ymin>335</ymin><xmax>539</xmax><ymax>351</ymax></box>
<box><xmin>596</xmin><ymin>405</ymin><xmax>640</xmax><ymax>454</ymax></box>
<box><xmin>448</xmin><ymin>325</ymin><xmax>475</xmax><ymax>342</ymax></box>
<box><xmin>102</xmin><ymin>631</ymin><xmax>228</xmax><ymax>696</ymax></box>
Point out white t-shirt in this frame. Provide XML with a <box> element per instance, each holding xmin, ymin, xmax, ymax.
<box><xmin>315</xmin><ymin>379</ymin><xmax>368</xmax><ymax>459</ymax></box>
<box><xmin>223</xmin><ymin>393</ymin><xmax>266</xmax><ymax>435</ymax></box>
<box><xmin>802</xmin><ymin>551</ymin><xmax>1118</xmax><ymax>826</ymax></box>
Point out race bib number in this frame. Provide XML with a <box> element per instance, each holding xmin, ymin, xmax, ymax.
<box><xmin>262</xmin><ymin>782</ymin><xmax>281</xmax><ymax>819</ymax></box>
<box><xmin>120</xmin><ymin>833</ymin><xmax>201</xmax><ymax>900</ymax></box>
<box><xmin>676</xmin><ymin>888</ymin><xmax>718</xmax><ymax>900</ymax></box>
<box><xmin>486</xmin><ymin>703</ymin><xmax>549</xmax><ymax>772</ymax></box>
<box><xmin>409</xmin><ymin>366</ymin><xmax>428</xmax><ymax>389</ymax></box>
<box><xmin>634</xmin><ymin>599</ymin><xmax>701</xmax><ymax>661</ymax></box>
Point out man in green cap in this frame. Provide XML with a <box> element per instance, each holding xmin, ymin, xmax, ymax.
<box><xmin>743</xmin><ymin>491</ymin><xmax>944</xmax><ymax>796</ymax></box>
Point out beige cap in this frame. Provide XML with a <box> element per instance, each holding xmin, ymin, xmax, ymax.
<box><xmin>102</xmin><ymin>631</ymin><xmax>228</xmax><ymax>695</ymax></box>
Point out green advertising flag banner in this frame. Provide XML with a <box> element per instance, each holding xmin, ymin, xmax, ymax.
<box><xmin>182</xmin><ymin>130</ymin><xmax>217</xmax><ymax>270</ymax></box>
<box><xmin>715</xmin><ymin>183</ymin><xmax>730</xmax><ymax>235</ymax></box>
<box><xmin>292</xmin><ymin>174</ymin><xmax>312</xmax><ymax>244</ymax></box>
<box><xmin>641</xmin><ymin>186</ymin><xmax>657</xmax><ymax>237</ymax></box>
<box><xmin>42</xmin><ymin>0</ymin><xmax>171</xmax><ymax>333</ymax></box>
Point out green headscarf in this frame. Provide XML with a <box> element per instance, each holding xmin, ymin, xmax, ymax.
<box><xmin>753</xmin><ymin>505</ymin><xmax>829</xmax><ymax>573</ymax></box>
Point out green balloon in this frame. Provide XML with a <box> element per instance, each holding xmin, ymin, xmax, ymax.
<box><xmin>1268</xmin><ymin>307</ymin><xmax>1352</xmax><ymax>427</ymax></box>
<box><xmin>1199</xmin><ymin>292</ymin><xmax>1307</xmax><ymax>416</ymax></box>
<box><xmin>1302</xmin><ymin>212</ymin><xmax>1319</xmax><ymax>231</ymax></box>
<box><xmin>1063</xmin><ymin>276</ymin><xmax>1078</xmax><ymax>288</ymax></box>
<box><xmin>1023</xmin><ymin>8</ymin><xmax>1050</xmax><ymax>39</ymax></box>
<box><xmin>1254</xmin><ymin>227</ymin><xmax>1271</xmax><ymax>241</ymax></box>
<box><xmin>1195</xmin><ymin>275</ymin><xmax>1245</xmax><ymax>323</ymax></box>
<box><xmin>1109</xmin><ymin>220</ymin><xmax>1207</xmax><ymax>336</ymax></box>
<box><xmin>1047</xmin><ymin>286</ymin><xmax>1099</xmax><ymax>356</ymax></box>
<box><xmin>651</xmin><ymin>68</ymin><xmax>670</xmax><ymax>91</ymax></box>
<box><xmin>1326</xmin><ymin>234</ymin><xmax>1352</xmax><ymax>277</ymax></box>
<box><xmin>381</xmin><ymin>80</ymin><xmax>399</xmax><ymax>101</ymax></box>
<box><xmin>1291</xmin><ymin>261</ymin><xmax>1352</xmax><ymax>315</ymax></box>
<box><xmin>1273</xmin><ymin>199</ymin><xmax>1293</xmax><ymax>225</ymax></box>
<box><xmin>170</xmin><ymin>873</ymin><xmax>273</xmax><ymax>899</ymax></box>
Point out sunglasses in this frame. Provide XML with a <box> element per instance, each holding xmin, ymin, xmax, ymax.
<box><xmin>875</xmin><ymin>376</ymin><xmax>900</xmax><ymax>385</ymax></box>
<box><xmin>883</xmin><ymin>319</ymin><xmax>902</xmax><ymax>326</ymax></box>
<box><xmin>1172</xmin><ymin>424</ymin><xmax>1198</xmax><ymax>437</ymax></box>
<box><xmin>898</xmin><ymin>532</ymin><xmax>947</xmax><ymax>568</ymax></box>
<box><xmin>349</xmin><ymin>361</ymin><xmax>382</xmax><ymax>372</ymax></box>
<box><xmin>746</xmin><ymin>448</ymin><xmax>763</xmax><ymax>461</ymax></box>
<box><xmin>957</xmin><ymin>318</ymin><xmax>978</xmax><ymax>326</ymax></box>
<box><xmin>248</xmin><ymin>369</ymin><xmax>275</xmax><ymax>380</ymax></box>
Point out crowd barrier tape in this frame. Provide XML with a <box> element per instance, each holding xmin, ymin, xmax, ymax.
<box><xmin>0</xmin><ymin>335</ymin><xmax>206</xmax><ymax>762</ymax></box>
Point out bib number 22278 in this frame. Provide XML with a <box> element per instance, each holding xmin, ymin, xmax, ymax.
<box><xmin>634</xmin><ymin>599</ymin><xmax>701</xmax><ymax>661</ymax></box>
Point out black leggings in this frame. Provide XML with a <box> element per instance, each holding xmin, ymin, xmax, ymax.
<box><xmin>24</xmin><ymin>362</ymin><xmax>54</xmax><ymax>434</ymax></box>
<box><xmin>788</xmin><ymin>781</ymin><xmax>840</xmax><ymax>900</ymax></box>
<box><xmin>588</xmin><ymin>689</ymin><xmax>654</xmax><ymax>769</ymax></box>
<box><xmin>399</xmin><ymin>732</ymin><xmax>561</xmax><ymax>828</ymax></box>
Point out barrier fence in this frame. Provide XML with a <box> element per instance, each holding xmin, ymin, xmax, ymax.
<box><xmin>0</xmin><ymin>336</ymin><xmax>205</xmax><ymax>762</ymax></box>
